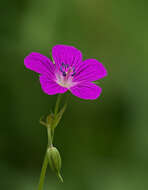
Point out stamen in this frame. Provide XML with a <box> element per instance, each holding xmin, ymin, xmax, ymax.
<box><xmin>60</xmin><ymin>66</ymin><xmax>63</xmax><ymax>72</ymax></box>
<box><xmin>66</xmin><ymin>64</ymin><xmax>69</xmax><ymax>68</ymax></box>
<box><xmin>71</xmin><ymin>72</ymin><xmax>76</xmax><ymax>76</ymax></box>
<box><xmin>72</xmin><ymin>66</ymin><xmax>75</xmax><ymax>72</ymax></box>
<box><xmin>59</xmin><ymin>63</ymin><xmax>76</xmax><ymax>78</ymax></box>
<box><xmin>62</xmin><ymin>71</ymin><xmax>66</xmax><ymax>77</ymax></box>
<box><xmin>62</xmin><ymin>63</ymin><xmax>65</xmax><ymax>67</ymax></box>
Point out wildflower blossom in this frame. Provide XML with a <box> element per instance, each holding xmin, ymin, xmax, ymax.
<box><xmin>24</xmin><ymin>45</ymin><xmax>107</xmax><ymax>99</ymax></box>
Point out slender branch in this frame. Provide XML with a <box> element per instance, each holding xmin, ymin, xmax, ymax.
<box><xmin>37</xmin><ymin>94</ymin><xmax>67</xmax><ymax>189</ymax></box>
<box><xmin>38</xmin><ymin>153</ymin><xmax>48</xmax><ymax>190</ymax></box>
<box><xmin>54</xmin><ymin>94</ymin><xmax>62</xmax><ymax>116</ymax></box>
<box><xmin>52</xmin><ymin>94</ymin><xmax>62</xmax><ymax>141</ymax></box>
<box><xmin>47</xmin><ymin>127</ymin><xmax>53</xmax><ymax>147</ymax></box>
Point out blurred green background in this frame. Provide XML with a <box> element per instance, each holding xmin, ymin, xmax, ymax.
<box><xmin>0</xmin><ymin>0</ymin><xmax>147</xmax><ymax>189</ymax></box>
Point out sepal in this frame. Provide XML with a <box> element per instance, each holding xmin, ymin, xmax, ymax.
<box><xmin>52</xmin><ymin>103</ymin><xmax>67</xmax><ymax>129</ymax></box>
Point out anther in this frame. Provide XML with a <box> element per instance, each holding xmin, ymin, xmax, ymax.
<box><xmin>61</xmin><ymin>63</ymin><xmax>65</xmax><ymax>67</ymax></box>
<box><xmin>60</xmin><ymin>66</ymin><xmax>63</xmax><ymax>73</ymax></box>
<box><xmin>66</xmin><ymin>64</ymin><xmax>69</xmax><ymax>68</ymax></box>
<box><xmin>72</xmin><ymin>66</ymin><xmax>75</xmax><ymax>72</ymax></box>
<box><xmin>62</xmin><ymin>71</ymin><xmax>66</xmax><ymax>77</ymax></box>
<box><xmin>71</xmin><ymin>72</ymin><xmax>76</xmax><ymax>76</ymax></box>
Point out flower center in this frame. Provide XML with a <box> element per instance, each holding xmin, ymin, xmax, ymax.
<box><xmin>60</xmin><ymin>63</ymin><xmax>76</xmax><ymax>78</ymax></box>
<box><xmin>56</xmin><ymin>63</ymin><xmax>76</xmax><ymax>88</ymax></box>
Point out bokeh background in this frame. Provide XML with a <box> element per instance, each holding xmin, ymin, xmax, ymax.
<box><xmin>0</xmin><ymin>0</ymin><xmax>147</xmax><ymax>189</ymax></box>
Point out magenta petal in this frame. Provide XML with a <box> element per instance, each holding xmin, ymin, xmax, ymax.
<box><xmin>70</xmin><ymin>82</ymin><xmax>102</xmax><ymax>100</ymax></box>
<box><xmin>52</xmin><ymin>45</ymin><xmax>82</xmax><ymax>67</ymax></box>
<box><xmin>24</xmin><ymin>52</ymin><xmax>55</xmax><ymax>77</ymax></box>
<box><xmin>74</xmin><ymin>59</ymin><xmax>107</xmax><ymax>82</ymax></box>
<box><xmin>39</xmin><ymin>75</ymin><xmax>68</xmax><ymax>95</ymax></box>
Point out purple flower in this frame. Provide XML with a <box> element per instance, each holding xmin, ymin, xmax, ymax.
<box><xmin>24</xmin><ymin>45</ymin><xmax>107</xmax><ymax>100</ymax></box>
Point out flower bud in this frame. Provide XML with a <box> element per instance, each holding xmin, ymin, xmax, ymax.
<box><xmin>47</xmin><ymin>146</ymin><xmax>61</xmax><ymax>173</ymax></box>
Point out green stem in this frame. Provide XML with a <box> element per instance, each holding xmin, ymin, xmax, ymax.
<box><xmin>37</xmin><ymin>94</ymin><xmax>65</xmax><ymax>190</ymax></box>
<box><xmin>54</xmin><ymin>94</ymin><xmax>62</xmax><ymax>116</ymax></box>
<box><xmin>38</xmin><ymin>153</ymin><xmax>48</xmax><ymax>190</ymax></box>
<box><xmin>47</xmin><ymin>127</ymin><xmax>53</xmax><ymax>147</ymax></box>
<box><xmin>52</xmin><ymin>94</ymin><xmax>62</xmax><ymax>141</ymax></box>
<box><xmin>57</xmin><ymin>172</ymin><xmax>63</xmax><ymax>183</ymax></box>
